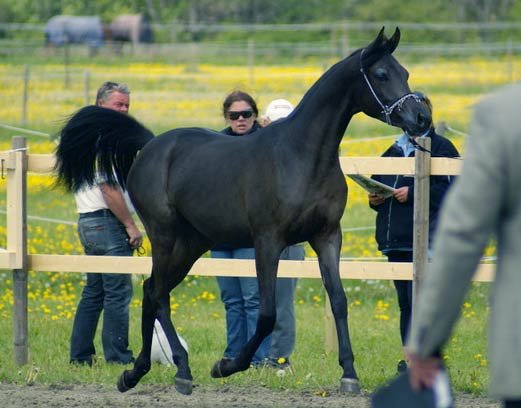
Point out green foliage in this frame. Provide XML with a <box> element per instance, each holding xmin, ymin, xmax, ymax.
<box><xmin>1</xmin><ymin>0</ymin><xmax>519</xmax><ymax>26</ymax></box>
<box><xmin>2</xmin><ymin>0</ymin><xmax>520</xmax><ymax>48</ymax></box>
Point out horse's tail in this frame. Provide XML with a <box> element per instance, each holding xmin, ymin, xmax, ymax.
<box><xmin>54</xmin><ymin>105</ymin><xmax>154</xmax><ymax>192</ymax></box>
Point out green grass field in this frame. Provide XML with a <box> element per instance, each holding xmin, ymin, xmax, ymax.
<box><xmin>0</xmin><ymin>54</ymin><xmax>513</xmax><ymax>394</ymax></box>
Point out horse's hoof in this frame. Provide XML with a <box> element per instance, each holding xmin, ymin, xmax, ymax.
<box><xmin>340</xmin><ymin>378</ymin><xmax>361</xmax><ymax>394</ymax></box>
<box><xmin>117</xmin><ymin>371</ymin><xmax>133</xmax><ymax>393</ymax></box>
<box><xmin>211</xmin><ymin>358</ymin><xmax>234</xmax><ymax>378</ymax></box>
<box><xmin>210</xmin><ymin>360</ymin><xmax>224</xmax><ymax>378</ymax></box>
<box><xmin>174</xmin><ymin>377</ymin><xmax>193</xmax><ymax>395</ymax></box>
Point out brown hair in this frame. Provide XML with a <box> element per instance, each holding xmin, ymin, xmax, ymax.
<box><xmin>413</xmin><ymin>91</ymin><xmax>432</xmax><ymax>115</ymax></box>
<box><xmin>222</xmin><ymin>90</ymin><xmax>258</xmax><ymax>118</ymax></box>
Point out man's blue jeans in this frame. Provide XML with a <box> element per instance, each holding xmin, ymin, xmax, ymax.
<box><xmin>70</xmin><ymin>210</ymin><xmax>134</xmax><ymax>364</ymax></box>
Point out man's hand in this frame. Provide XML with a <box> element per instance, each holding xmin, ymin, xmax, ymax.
<box><xmin>100</xmin><ymin>183</ymin><xmax>143</xmax><ymax>250</ymax></box>
<box><xmin>405</xmin><ymin>349</ymin><xmax>442</xmax><ymax>390</ymax></box>
<box><xmin>125</xmin><ymin>223</ymin><xmax>143</xmax><ymax>250</ymax></box>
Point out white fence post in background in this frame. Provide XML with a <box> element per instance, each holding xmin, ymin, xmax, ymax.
<box><xmin>248</xmin><ymin>38</ymin><xmax>255</xmax><ymax>86</ymax></box>
<box><xmin>412</xmin><ymin>137</ymin><xmax>431</xmax><ymax>313</ymax></box>
<box><xmin>507</xmin><ymin>39</ymin><xmax>513</xmax><ymax>83</ymax></box>
<box><xmin>9</xmin><ymin>136</ymin><xmax>28</xmax><ymax>365</ymax></box>
<box><xmin>341</xmin><ymin>21</ymin><xmax>349</xmax><ymax>57</ymax></box>
<box><xmin>84</xmin><ymin>69</ymin><xmax>91</xmax><ymax>105</ymax></box>
<box><xmin>64</xmin><ymin>43</ymin><xmax>71</xmax><ymax>89</ymax></box>
<box><xmin>21</xmin><ymin>65</ymin><xmax>29</xmax><ymax>126</ymax></box>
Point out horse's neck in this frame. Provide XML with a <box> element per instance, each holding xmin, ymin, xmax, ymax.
<box><xmin>289</xmin><ymin>58</ymin><xmax>358</xmax><ymax>162</ymax></box>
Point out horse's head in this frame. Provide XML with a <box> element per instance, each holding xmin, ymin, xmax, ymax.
<box><xmin>357</xmin><ymin>27</ymin><xmax>432</xmax><ymax>136</ymax></box>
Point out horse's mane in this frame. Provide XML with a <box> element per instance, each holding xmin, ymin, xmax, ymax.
<box><xmin>295</xmin><ymin>29</ymin><xmax>396</xmax><ymax>116</ymax></box>
<box><xmin>293</xmin><ymin>48</ymin><xmax>362</xmax><ymax>117</ymax></box>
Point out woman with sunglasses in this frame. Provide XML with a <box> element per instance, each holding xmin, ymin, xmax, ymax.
<box><xmin>221</xmin><ymin>90</ymin><xmax>260</xmax><ymax>136</ymax></box>
<box><xmin>211</xmin><ymin>90</ymin><xmax>270</xmax><ymax>367</ymax></box>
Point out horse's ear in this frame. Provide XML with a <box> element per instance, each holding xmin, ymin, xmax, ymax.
<box><xmin>387</xmin><ymin>27</ymin><xmax>400</xmax><ymax>54</ymax></box>
<box><xmin>361</xmin><ymin>27</ymin><xmax>401</xmax><ymax>68</ymax></box>
<box><xmin>375</xmin><ymin>26</ymin><xmax>386</xmax><ymax>44</ymax></box>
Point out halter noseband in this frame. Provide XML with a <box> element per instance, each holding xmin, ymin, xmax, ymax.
<box><xmin>359</xmin><ymin>48</ymin><xmax>421</xmax><ymax>126</ymax></box>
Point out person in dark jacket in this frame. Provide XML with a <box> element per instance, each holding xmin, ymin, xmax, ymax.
<box><xmin>368</xmin><ymin>92</ymin><xmax>460</xmax><ymax>373</ymax></box>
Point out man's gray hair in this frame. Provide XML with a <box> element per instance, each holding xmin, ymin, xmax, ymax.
<box><xmin>95</xmin><ymin>81</ymin><xmax>130</xmax><ymax>105</ymax></box>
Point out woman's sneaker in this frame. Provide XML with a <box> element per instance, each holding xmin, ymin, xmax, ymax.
<box><xmin>267</xmin><ymin>357</ymin><xmax>291</xmax><ymax>370</ymax></box>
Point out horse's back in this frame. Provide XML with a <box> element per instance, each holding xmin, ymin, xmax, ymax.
<box><xmin>129</xmin><ymin>127</ymin><xmax>248</xmax><ymax>209</ymax></box>
<box><xmin>127</xmin><ymin>126</ymin><xmax>270</xmax><ymax>246</ymax></box>
<box><xmin>128</xmin><ymin>127</ymin><xmax>221</xmax><ymax>201</ymax></box>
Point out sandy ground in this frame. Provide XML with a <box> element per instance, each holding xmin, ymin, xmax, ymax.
<box><xmin>0</xmin><ymin>382</ymin><xmax>502</xmax><ymax>408</ymax></box>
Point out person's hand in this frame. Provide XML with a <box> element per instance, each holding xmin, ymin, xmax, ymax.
<box><xmin>405</xmin><ymin>349</ymin><xmax>442</xmax><ymax>390</ymax></box>
<box><xmin>393</xmin><ymin>186</ymin><xmax>409</xmax><ymax>203</ymax></box>
<box><xmin>369</xmin><ymin>193</ymin><xmax>385</xmax><ymax>206</ymax></box>
<box><xmin>125</xmin><ymin>223</ymin><xmax>143</xmax><ymax>250</ymax></box>
<box><xmin>260</xmin><ymin>117</ymin><xmax>271</xmax><ymax>127</ymax></box>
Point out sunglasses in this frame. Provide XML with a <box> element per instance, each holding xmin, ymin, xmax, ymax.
<box><xmin>228</xmin><ymin>110</ymin><xmax>254</xmax><ymax>120</ymax></box>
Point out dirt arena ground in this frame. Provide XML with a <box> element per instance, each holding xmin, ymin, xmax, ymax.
<box><xmin>0</xmin><ymin>382</ymin><xmax>502</xmax><ymax>408</ymax></box>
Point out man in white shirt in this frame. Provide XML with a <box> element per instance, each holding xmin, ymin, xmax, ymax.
<box><xmin>70</xmin><ymin>81</ymin><xmax>142</xmax><ymax>365</ymax></box>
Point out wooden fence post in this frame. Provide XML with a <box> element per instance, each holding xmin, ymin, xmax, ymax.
<box><xmin>9</xmin><ymin>136</ymin><xmax>28</xmax><ymax>365</ymax></box>
<box><xmin>412</xmin><ymin>137</ymin><xmax>431</xmax><ymax>313</ymax></box>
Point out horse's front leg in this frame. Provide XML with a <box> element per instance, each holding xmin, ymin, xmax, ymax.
<box><xmin>310</xmin><ymin>226</ymin><xmax>360</xmax><ymax>394</ymax></box>
<box><xmin>211</xmin><ymin>241</ymin><xmax>279</xmax><ymax>378</ymax></box>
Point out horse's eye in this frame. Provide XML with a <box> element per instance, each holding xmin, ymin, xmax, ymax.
<box><xmin>374</xmin><ymin>69</ymin><xmax>389</xmax><ymax>81</ymax></box>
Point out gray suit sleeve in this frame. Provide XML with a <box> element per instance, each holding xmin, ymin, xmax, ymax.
<box><xmin>407</xmin><ymin>96</ymin><xmax>506</xmax><ymax>357</ymax></box>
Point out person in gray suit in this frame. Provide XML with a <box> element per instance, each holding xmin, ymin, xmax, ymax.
<box><xmin>406</xmin><ymin>82</ymin><xmax>521</xmax><ymax>408</ymax></box>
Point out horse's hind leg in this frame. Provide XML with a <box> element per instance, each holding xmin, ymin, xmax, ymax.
<box><xmin>118</xmin><ymin>277</ymin><xmax>155</xmax><ymax>392</ymax></box>
<box><xmin>118</xmin><ymin>233</ymin><xmax>183</xmax><ymax>393</ymax></box>
<box><xmin>160</xmin><ymin>232</ymin><xmax>210</xmax><ymax>394</ymax></box>
<box><xmin>154</xmin><ymin>268</ymin><xmax>195</xmax><ymax>395</ymax></box>
<box><xmin>310</xmin><ymin>227</ymin><xmax>360</xmax><ymax>394</ymax></box>
<box><xmin>118</xmin><ymin>223</ymin><xmax>209</xmax><ymax>395</ymax></box>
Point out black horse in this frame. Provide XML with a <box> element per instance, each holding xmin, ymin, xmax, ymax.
<box><xmin>55</xmin><ymin>27</ymin><xmax>431</xmax><ymax>395</ymax></box>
